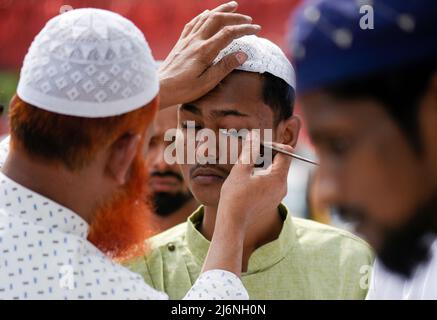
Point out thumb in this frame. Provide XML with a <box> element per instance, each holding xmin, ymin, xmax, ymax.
<box><xmin>203</xmin><ymin>52</ymin><xmax>247</xmax><ymax>88</ymax></box>
<box><xmin>270</xmin><ymin>144</ymin><xmax>293</xmax><ymax>177</ymax></box>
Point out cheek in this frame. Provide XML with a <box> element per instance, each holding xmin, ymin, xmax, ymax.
<box><xmin>142</xmin><ymin>140</ymin><xmax>150</xmax><ymax>156</ymax></box>
<box><xmin>346</xmin><ymin>135</ymin><xmax>428</xmax><ymax>228</ymax></box>
<box><xmin>144</xmin><ymin>146</ymin><xmax>158</xmax><ymax>163</ymax></box>
<box><xmin>420</xmin><ymin>110</ymin><xmax>437</xmax><ymax>186</ymax></box>
<box><xmin>143</xmin><ymin>128</ymin><xmax>155</xmax><ymax>154</ymax></box>
<box><xmin>179</xmin><ymin>164</ymin><xmax>191</xmax><ymax>182</ymax></box>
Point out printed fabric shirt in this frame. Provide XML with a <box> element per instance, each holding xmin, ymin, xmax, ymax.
<box><xmin>0</xmin><ymin>137</ymin><xmax>248</xmax><ymax>300</ymax></box>
<box><xmin>127</xmin><ymin>204</ymin><xmax>375</xmax><ymax>300</ymax></box>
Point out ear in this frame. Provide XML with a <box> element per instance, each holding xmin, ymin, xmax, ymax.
<box><xmin>106</xmin><ymin>133</ymin><xmax>141</xmax><ymax>185</ymax></box>
<box><xmin>276</xmin><ymin>116</ymin><xmax>301</xmax><ymax>147</ymax></box>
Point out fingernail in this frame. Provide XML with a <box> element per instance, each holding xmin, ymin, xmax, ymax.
<box><xmin>253</xmin><ymin>24</ymin><xmax>262</xmax><ymax>30</ymax></box>
<box><xmin>236</xmin><ymin>52</ymin><xmax>247</xmax><ymax>64</ymax></box>
<box><xmin>228</xmin><ymin>1</ymin><xmax>238</xmax><ymax>6</ymax></box>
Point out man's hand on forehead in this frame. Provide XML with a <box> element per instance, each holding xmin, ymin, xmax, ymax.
<box><xmin>158</xmin><ymin>1</ymin><xmax>261</xmax><ymax>109</ymax></box>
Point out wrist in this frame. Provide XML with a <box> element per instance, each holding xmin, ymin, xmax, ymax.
<box><xmin>216</xmin><ymin>204</ymin><xmax>250</xmax><ymax>236</ymax></box>
<box><xmin>158</xmin><ymin>77</ymin><xmax>171</xmax><ymax>109</ymax></box>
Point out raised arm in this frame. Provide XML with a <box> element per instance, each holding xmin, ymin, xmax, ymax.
<box><xmin>158</xmin><ymin>1</ymin><xmax>261</xmax><ymax>109</ymax></box>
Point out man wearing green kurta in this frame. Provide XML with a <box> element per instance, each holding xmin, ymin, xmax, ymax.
<box><xmin>127</xmin><ymin>35</ymin><xmax>374</xmax><ymax>299</ymax></box>
<box><xmin>128</xmin><ymin>204</ymin><xmax>373</xmax><ymax>299</ymax></box>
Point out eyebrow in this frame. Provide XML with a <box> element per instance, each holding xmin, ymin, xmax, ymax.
<box><xmin>210</xmin><ymin>109</ymin><xmax>249</xmax><ymax>118</ymax></box>
<box><xmin>180</xmin><ymin>103</ymin><xmax>250</xmax><ymax>119</ymax></box>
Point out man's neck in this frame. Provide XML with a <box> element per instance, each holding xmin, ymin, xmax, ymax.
<box><xmin>2</xmin><ymin>149</ymin><xmax>101</xmax><ymax>224</ymax></box>
<box><xmin>200</xmin><ymin>203</ymin><xmax>284</xmax><ymax>272</ymax></box>
<box><xmin>151</xmin><ymin>198</ymin><xmax>199</xmax><ymax>235</ymax></box>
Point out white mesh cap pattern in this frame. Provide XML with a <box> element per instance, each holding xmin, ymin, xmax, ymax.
<box><xmin>17</xmin><ymin>8</ymin><xmax>159</xmax><ymax>118</ymax></box>
<box><xmin>213</xmin><ymin>35</ymin><xmax>296</xmax><ymax>89</ymax></box>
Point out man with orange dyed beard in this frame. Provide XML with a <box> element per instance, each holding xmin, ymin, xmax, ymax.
<box><xmin>0</xmin><ymin>3</ymin><xmax>294</xmax><ymax>300</ymax></box>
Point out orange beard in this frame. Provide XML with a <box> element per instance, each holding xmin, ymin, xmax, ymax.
<box><xmin>87</xmin><ymin>153</ymin><xmax>154</xmax><ymax>262</ymax></box>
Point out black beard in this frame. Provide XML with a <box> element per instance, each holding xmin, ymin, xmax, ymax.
<box><xmin>377</xmin><ymin>194</ymin><xmax>437</xmax><ymax>278</ymax></box>
<box><xmin>152</xmin><ymin>191</ymin><xmax>193</xmax><ymax>217</ymax></box>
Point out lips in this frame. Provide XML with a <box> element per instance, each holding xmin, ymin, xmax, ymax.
<box><xmin>191</xmin><ymin>167</ymin><xmax>227</xmax><ymax>185</ymax></box>
<box><xmin>149</xmin><ymin>176</ymin><xmax>182</xmax><ymax>193</ymax></box>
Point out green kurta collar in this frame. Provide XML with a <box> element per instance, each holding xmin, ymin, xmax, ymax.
<box><xmin>185</xmin><ymin>203</ymin><xmax>296</xmax><ymax>275</ymax></box>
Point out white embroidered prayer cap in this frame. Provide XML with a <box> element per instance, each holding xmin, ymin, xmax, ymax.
<box><xmin>214</xmin><ymin>35</ymin><xmax>296</xmax><ymax>89</ymax></box>
<box><xmin>17</xmin><ymin>8</ymin><xmax>158</xmax><ymax>118</ymax></box>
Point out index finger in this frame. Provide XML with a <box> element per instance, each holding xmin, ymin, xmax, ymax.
<box><xmin>203</xmin><ymin>24</ymin><xmax>261</xmax><ymax>61</ymax></box>
<box><xmin>211</xmin><ymin>1</ymin><xmax>239</xmax><ymax>13</ymax></box>
<box><xmin>187</xmin><ymin>2</ymin><xmax>240</xmax><ymax>38</ymax></box>
<box><xmin>197</xmin><ymin>12</ymin><xmax>253</xmax><ymax>39</ymax></box>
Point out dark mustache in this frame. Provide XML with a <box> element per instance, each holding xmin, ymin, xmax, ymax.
<box><xmin>150</xmin><ymin>170</ymin><xmax>184</xmax><ymax>182</ymax></box>
<box><xmin>189</xmin><ymin>164</ymin><xmax>230</xmax><ymax>177</ymax></box>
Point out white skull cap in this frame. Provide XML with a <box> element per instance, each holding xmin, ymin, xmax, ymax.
<box><xmin>17</xmin><ymin>8</ymin><xmax>159</xmax><ymax>118</ymax></box>
<box><xmin>214</xmin><ymin>35</ymin><xmax>296</xmax><ymax>89</ymax></box>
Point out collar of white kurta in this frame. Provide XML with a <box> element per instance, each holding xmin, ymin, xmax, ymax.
<box><xmin>0</xmin><ymin>171</ymin><xmax>89</xmax><ymax>238</ymax></box>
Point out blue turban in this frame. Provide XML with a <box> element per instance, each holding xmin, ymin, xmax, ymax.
<box><xmin>289</xmin><ymin>0</ymin><xmax>437</xmax><ymax>93</ymax></box>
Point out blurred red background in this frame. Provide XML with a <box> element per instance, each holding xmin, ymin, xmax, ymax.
<box><xmin>0</xmin><ymin>0</ymin><xmax>302</xmax><ymax>68</ymax></box>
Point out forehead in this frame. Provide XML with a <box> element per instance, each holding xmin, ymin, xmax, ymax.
<box><xmin>154</xmin><ymin>106</ymin><xmax>178</xmax><ymax>134</ymax></box>
<box><xmin>181</xmin><ymin>71</ymin><xmax>273</xmax><ymax>124</ymax></box>
<box><xmin>299</xmin><ymin>90</ymin><xmax>420</xmax><ymax>161</ymax></box>
<box><xmin>301</xmin><ymin>90</ymin><xmax>392</xmax><ymax>133</ymax></box>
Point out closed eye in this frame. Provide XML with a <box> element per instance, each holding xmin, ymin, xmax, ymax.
<box><xmin>181</xmin><ymin>121</ymin><xmax>202</xmax><ymax>130</ymax></box>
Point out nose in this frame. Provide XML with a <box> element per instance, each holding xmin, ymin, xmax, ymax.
<box><xmin>152</xmin><ymin>144</ymin><xmax>171</xmax><ymax>172</ymax></box>
<box><xmin>195</xmin><ymin>132</ymin><xmax>220</xmax><ymax>164</ymax></box>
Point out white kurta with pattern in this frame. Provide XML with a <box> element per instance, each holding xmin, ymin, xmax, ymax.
<box><xmin>0</xmin><ymin>137</ymin><xmax>248</xmax><ymax>300</ymax></box>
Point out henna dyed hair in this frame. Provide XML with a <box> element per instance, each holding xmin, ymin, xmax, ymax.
<box><xmin>9</xmin><ymin>95</ymin><xmax>158</xmax><ymax>260</ymax></box>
